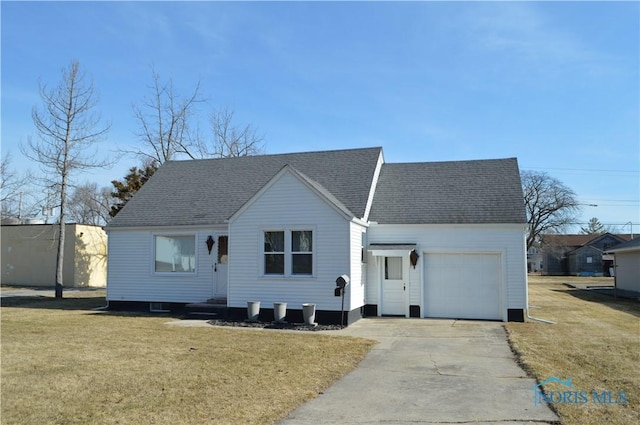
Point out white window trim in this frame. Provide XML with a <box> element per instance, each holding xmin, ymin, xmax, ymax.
<box><xmin>151</xmin><ymin>232</ymin><xmax>198</xmax><ymax>276</ymax></box>
<box><xmin>260</xmin><ymin>226</ymin><xmax>316</xmax><ymax>278</ymax></box>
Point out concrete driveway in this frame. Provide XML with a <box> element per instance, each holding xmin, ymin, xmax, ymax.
<box><xmin>278</xmin><ymin>318</ymin><xmax>559</xmax><ymax>425</ymax></box>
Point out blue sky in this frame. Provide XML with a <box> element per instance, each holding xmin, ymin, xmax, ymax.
<box><xmin>2</xmin><ymin>1</ymin><xmax>639</xmax><ymax>232</ymax></box>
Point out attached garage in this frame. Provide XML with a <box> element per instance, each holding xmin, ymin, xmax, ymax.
<box><xmin>366</xmin><ymin>157</ymin><xmax>528</xmax><ymax>322</ymax></box>
<box><xmin>423</xmin><ymin>253</ymin><xmax>502</xmax><ymax>320</ymax></box>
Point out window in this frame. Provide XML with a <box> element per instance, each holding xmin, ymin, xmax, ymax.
<box><xmin>264</xmin><ymin>231</ymin><xmax>285</xmax><ymax>275</ymax></box>
<box><xmin>263</xmin><ymin>229</ymin><xmax>314</xmax><ymax>277</ymax></box>
<box><xmin>154</xmin><ymin>235</ymin><xmax>196</xmax><ymax>273</ymax></box>
<box><xmin>385</xmin><ymin>257</ymin><xmax>403</xmax><ymax>280</ymax></box>
<box><xmin>292</xmin><ymin>231</ymin><xmax>313</xmax><ymax>275</ymax></box>
<box><xmin>217</xmin><ymin>235</ymin><xmax>228</xmax><ymax>264</ymax></box>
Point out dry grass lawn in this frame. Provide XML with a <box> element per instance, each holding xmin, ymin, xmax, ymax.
<box><xmin>1</xmin><ymin>292</ymin><xmax>375</xmax><ymax>425</ymax></box>
<box><xmin>506</xmin><ymin>276</ymin><xmax>639</xmax><ymax>425</ymax></box>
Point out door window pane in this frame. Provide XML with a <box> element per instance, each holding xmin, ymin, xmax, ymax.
<box><xmin>217</xmin><ymin>236</ymin><xmax>228</xmax><ymax>264</ymax></box>
<box><xmin>385</xmin><ymin>257</ymin><xmax>402</xmax><ymax>280</ymax></box>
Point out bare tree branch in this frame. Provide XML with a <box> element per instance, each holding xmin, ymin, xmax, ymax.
<box><xmin>1</xmin><ymin>153</ymin><xmax>29</xmax><ymax>213</ymax></box>
<box><xmin>195</xmin><ymin>107</ymin><xmax>265</xmax><ymax>158</ymax></box>
<box><xmin>130</xmin><ymin>68</ymin><xmax>205</xmax><ymax>164</ymax></box>
<box><xmin>67</xmin><ymin>182</ymin><xmax>112</xmax><ymax>226</ymax></box>
<box><xmin>522</xmin><ymin>170</ymin><xmax>581</xmax><ymax>251</ymax></box>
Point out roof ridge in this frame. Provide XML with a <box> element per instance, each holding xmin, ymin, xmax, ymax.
<box><xmin>165</xmin><ymin>146</ymin><xmax>383</xmax><ymax>164</ymax></box>
<box><xmin>383</xmin><ymin>157</ymin><xmax>517</xmax><ymax>166</ymax></box>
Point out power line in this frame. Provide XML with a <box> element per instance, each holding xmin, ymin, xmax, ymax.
<box><xmin>522</xmin><ymin>166</ymin><xmax>639</xmax><ymax>174</ymax></box>
<box><xmin>566</xmin><ymin>222</ymin><xmax>640</xmax><ymax>226</ymax></box>
<box><xmin>580</xmin><ymin>198</ymin><xmax>639</xmax><ymax>202</ymax></box>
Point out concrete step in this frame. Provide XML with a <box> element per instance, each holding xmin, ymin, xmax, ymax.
<box><xmin>205</xmin><ymin>297</ymin><xmax>228</xmax><ymax>305</ymax></box>
<box><xmin>186</xmin><ymin>311</ymin><xmax>220</xmax><ymax>319</ymax></box>
<box><xmin>185</xmin><ymin>302</ymin><xmax>228</xmax><ymax>319</ymax></box>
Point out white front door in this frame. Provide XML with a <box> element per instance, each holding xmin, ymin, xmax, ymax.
<box><xmin>214</xmin><ymin>234</ymin><xmax>228</xmax><ymax>297</ymax></box>
<box><xmin>381</xmin><ymin>256</ymin><xmax>406</xmax><ymax>315</ymax></box>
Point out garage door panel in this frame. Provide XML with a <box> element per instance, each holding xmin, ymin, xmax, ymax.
<box><xmin>424</xmin><ymin>253</ymin><xmax>501</xmax><ymax>320</ymax></box>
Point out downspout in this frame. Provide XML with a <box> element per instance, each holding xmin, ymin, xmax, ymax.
<box><xmin>613</xmin><ymin>254</ymin><xmax>618</xmax><ymax>299</ymax></box>
<box><xmin>93</xmin><ymin>300</ymin><xmax>110</xmax><ymax>311</ymax></box>
<box><xmin>524</xmin><ymin>231</ymin><xmax>555</xmax><ymax>324</ymax></box>
<box><xmin>525</xmin><ymin>260</ymin><xmax>555</xmax><ymax>325</ymax></box>
<box><xmin>526</xmin><ymin>307</ymin><xmax>555</xmax><ymax>325</ymax></box>
<box><xmin>93</xmin><ymin>226</ymin><xmax>111</xmax><ymax>311</ymax></box>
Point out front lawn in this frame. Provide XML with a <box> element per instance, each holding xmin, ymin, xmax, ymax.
<box><xmin>506</xmin><ymin>276</ymin><xmax>639</xmax><ymax>425</ymax></box>
<box><xmin>1</xmin><ymin>294</ymin><xmax>375</xmax><ymax>425</ymax></box>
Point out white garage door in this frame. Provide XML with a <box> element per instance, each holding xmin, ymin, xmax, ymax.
<box><xmin>424</xmin><ymin>253</ymin><xmax>502</xmax><ymax>320</ymax></box>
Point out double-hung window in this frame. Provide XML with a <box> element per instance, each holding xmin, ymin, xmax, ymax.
<box><xmin>154</xmin><ymin>234</ymin><xmax>196</xmax><ymax>273</ymax></box>
<box><xmin>264</xmin><ymin>231</ymin><xmax>285</xmax><ymax>275</ymax></box>
<box><xmin>291</xmin><ymin>230</ymin><xmax>313</xmax><ymax>275</ymax></box>
<box><xmin>263</xmin><ymin>229</ymin><xmax>313</xmax><ymax>277</ymax></box>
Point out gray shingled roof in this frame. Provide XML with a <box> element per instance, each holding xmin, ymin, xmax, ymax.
<box><xmin>369</xmin><ymin>158</ymin><xmax>526</xmax><ymax>224</ymax></box>
<box><xmin>108</xmin><ymin>147</ymin><xmax>382</xmax><ymax>228</ymax></box>
<box><xmin>607</xmin><ymin>237</ymin><xmax>640</xmax><ymax>253</ymax></box>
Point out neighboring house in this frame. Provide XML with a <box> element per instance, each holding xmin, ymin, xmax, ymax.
<box><xmin>606</xmin><ymin>238</ymin><xmax>640</xmax><ymax>295</ymax></box>
<box><xmin>538</xmin><ymin>233</ymin><xmax>631</xmax><ymax>276</ymax></box>
<box><xmin>526</xmin><ymin>246</ymin><xmax>543</xmax><ymax>273</ymax></box>
<box><xmin>106</xmin><ymin>147</ymin><xmax>528</xmax><ymax>324</ymax></box>
<box><xmin>1</xmin><ymin>223</ymin><xmax>107</xmax><ymax>287</ymax></box>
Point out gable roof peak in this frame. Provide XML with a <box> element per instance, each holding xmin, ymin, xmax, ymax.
<box><xmin>108</xmin><ymin>146</ymin><xmax>383</xmax><ymax>228</ymax></box>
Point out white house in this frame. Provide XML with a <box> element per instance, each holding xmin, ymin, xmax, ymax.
<box><xmin>106</xmin><ymin>147</ymin><xmax>528</xmax><ymax>324</ymax></box>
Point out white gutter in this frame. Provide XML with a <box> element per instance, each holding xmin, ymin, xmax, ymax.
<box><xmin>526</xmin><ymin>308</ymin><xmax>556</xmax><ymax>325</ymax></box>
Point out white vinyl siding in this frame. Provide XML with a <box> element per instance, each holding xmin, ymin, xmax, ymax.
<box><xmin>366</xmin><ymin>223</ymin><xmax>526</xmax><ymax>321</ymax></box>
<box><xmin>349</xmin><ymin>222</ymin><xmax>367</xmax><ymax>310</ymax></box>
<box><xmin>229</xmin><ymin>171</ymin><xmax>351</xmax><ymax>311</ymax></box>
<box><xmin>107</xmin><ymin>227</ymin><xmax>226</xmax><ymax>303</ymax></box>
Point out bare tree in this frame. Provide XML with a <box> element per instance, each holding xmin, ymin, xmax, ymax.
<box><xmin>195</xmin><ymin>107</ymin><xmax>265</xmax><ymax>158</ymax></box>
<box><xmin>132</xmin><ymin>68</ymin><xmax>204</xmax><ymax>164</ymax></box>
<box><xmin>68</xmin><ymin>182</ymin><xmax>112</xmax><ymax>226</ymax></box>
<box><xmin>21</xmin><ymin>60</ymin><xmax>110</xmax><ymax>298</ymax></box>
<box><xmin>522</xmin><ymin>170</ymin><xmax>580</xmax><ymax>251</ymax></box>
<box><xmin>1</xmin><ymin>152</ymin><xmax>31</xmax><ymax>221</ymax></box>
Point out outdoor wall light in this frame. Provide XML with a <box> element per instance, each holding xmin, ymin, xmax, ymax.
<box><xmin>410</xmin><ymin>249</ymin><xmax>419</xmax><ymax>269</ymax></box>
<box><xmin>206</xmin><ymin>235</ymin><xmax>215</xmax><ymax>255</ymax></box>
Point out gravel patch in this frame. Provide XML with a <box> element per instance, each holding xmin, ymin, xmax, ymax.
<box><xmin>207</xmin><ymin>319</ymin><xmax>344</xmax><ymax>331</ymax></box>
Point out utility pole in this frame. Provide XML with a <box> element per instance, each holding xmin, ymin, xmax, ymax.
<box><xmin>18</xmin><ymin>191</ymin><xmax>23</xmax><ymax>221</ymax></box>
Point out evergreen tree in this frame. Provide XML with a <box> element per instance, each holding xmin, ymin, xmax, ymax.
<box><xmin>110</xmin><ymin>161</ymin><xmax>158</xmax><ymax>217</ymax></box>
<box><xmin>580</xmin><ymin>217</ymin><xmax>606</xmax><ymax>235</ymax></box>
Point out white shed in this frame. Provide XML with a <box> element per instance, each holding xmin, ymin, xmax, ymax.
<box><xmin>607</xmin><ymin>238</ymin><xmax>640</xmax><ymax>295</ymax></box>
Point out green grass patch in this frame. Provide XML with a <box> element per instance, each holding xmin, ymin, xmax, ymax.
<box><xmin>1</xmin><ymin>294</ymin><xmax>375</xmax><ymax>425</ymax></box>
<box><xmin>506</xmin><ymin>276</ymin><xmax>639</xmax><ymax>425</ymax></box>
